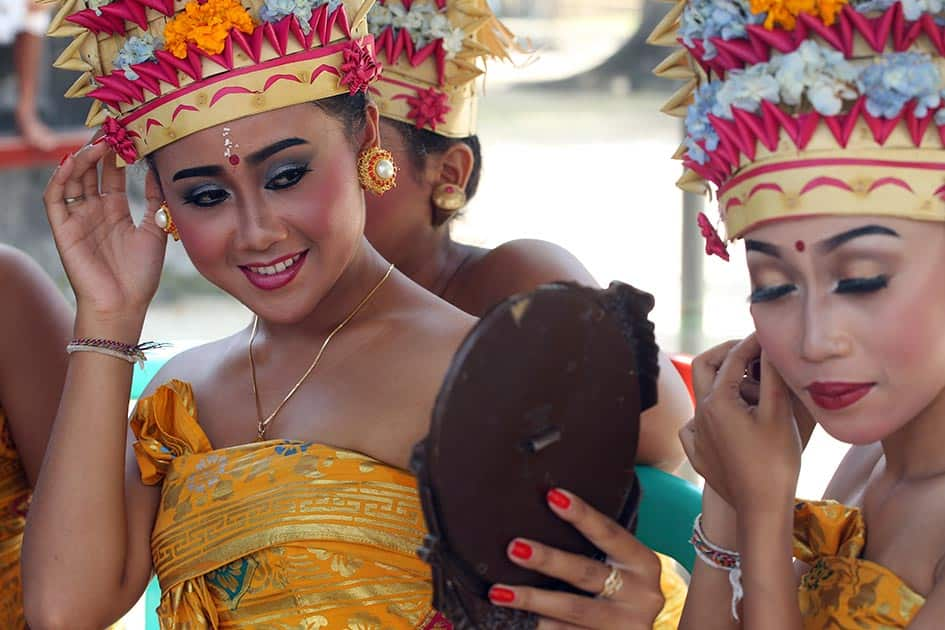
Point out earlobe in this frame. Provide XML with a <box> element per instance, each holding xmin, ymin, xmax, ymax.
<box><xmin>361</xmin><ymin>103</ymin><xmax>382</xmax><ymax>153</ymax></box>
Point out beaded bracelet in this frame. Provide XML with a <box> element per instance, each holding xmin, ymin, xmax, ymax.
<box><xmin>66</xmin><ymin>338</ymin><xmax>168</xmax><ymax>368</ymax></box>
<box><xmin>691</xmin><ymin>513</ymin><xmax>743</xmax><ymax>621</ymax></box>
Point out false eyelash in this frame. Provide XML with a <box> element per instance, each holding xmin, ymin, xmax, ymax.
<box><xmin>835</xmin><ymin>275</ymin><xmax>888</xmax><ymax>294</ymax></box>
<box><xmin>748</xmin><ymin>284</ymin><xmax>796</xmax><ymax>303</ymax></box>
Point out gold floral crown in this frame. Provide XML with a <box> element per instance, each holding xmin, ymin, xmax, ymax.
<box><xmin>366</xmin><ymin>0</ymin><xmax>520</xmax><ymax>138</ymax></box>
<box><xmin>46</xmin><ymin>0</ymin><xmax>380</xmax><ymax>163</ymax></box>
<box><xmin>650</xmin><ymin>0</ymin><xmax>945</xmax><ymax>259</ymax></box>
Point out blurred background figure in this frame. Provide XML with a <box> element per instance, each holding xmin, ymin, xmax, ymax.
<box><xmin>0</xmin><ymin>0</ymin><xmax>54</xmax><ymax>150</ymax></box>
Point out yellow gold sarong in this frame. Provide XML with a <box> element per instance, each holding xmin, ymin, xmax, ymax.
<box><xmin>794</xmin><ymin>499</ymin><xmax>924</xmax><ymax>628</ymax></box>
<box><xmin>132</xmin><ymin>380</ymin><xmax>442</xmax><ymax>629</ymax></box>
<box><xmin>0</xmin><ymin>408</ymin><xmax>29</xmax><ymax>629</ymax></box>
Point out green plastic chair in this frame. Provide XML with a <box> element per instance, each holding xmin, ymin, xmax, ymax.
<box><xmin>635</xmin><ymin>465</ymin><xmax>702</xmax><ymax>572</ymax></box>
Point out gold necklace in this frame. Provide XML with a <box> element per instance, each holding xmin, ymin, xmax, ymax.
<box><xmin>249</xmin><ymin>263</ymin><xmax>395</xmax><ymax>441</ymax></box>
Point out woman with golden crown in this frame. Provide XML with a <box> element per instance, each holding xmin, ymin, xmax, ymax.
<box><xmin>21</xmin><ymin>0</ymin><xmax>675</xmax><ymax>627</ymax></box>
<box><xmin>650</xmin><ymin>0</ymin><xmax>945</xmax><ymax>626</ymax></box>
<box><xmin>361</xmin><ymin>0</ymin><xmax>694</xmax><ymax>473</ymax></box>
<box><xmin>0</xmin><ymin>246</ymin><xmax>71</xmax><ymax>627</ymax></box>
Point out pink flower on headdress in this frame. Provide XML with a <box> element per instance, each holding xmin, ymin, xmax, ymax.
<box><xmin>102</xmin><ymin>116</ymin><xmax>138</xmax><ymax>164</ymax></box>
<box><xmin>339</xmin><ymin>38</ymin><xmax>381</xmax><ymax>95</ymax></box>
<box><xmin>405</xmin><ymin>87</ymin><xmax>451</xmax><ymax>131</ymax></box>
<box><xmin>697</xmin><ymin>212</ymin><xmax>730</xmax><ymax>261</ymax></box>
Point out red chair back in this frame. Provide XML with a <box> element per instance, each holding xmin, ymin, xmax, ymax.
<box><xmin>670</xmin><ymin>354</ymin><xmax>695</xmax><ymax>404</ymax></box>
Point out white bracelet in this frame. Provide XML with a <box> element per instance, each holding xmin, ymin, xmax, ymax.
<box><xmin>691</xmin><ymin>513</ymin><xmax>743</xmax><ymax>621</ymax></box>
<box><xmin>66</xmin><ymin>343</ymin><xmax>143</xmax><ymax>367</ymax></box>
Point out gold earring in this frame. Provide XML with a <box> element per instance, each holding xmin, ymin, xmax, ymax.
<box><xmin>155</xmin><ymin>202</ymin><xmax>180</xmax><ymax>241</ymax></box>
<box><xmin>432</xmin><ymin>183</ymin><xmax>467</xmax><ymax>215</ymax></box>
<box><xmin>358</xmin><ymin>146</ymin><xmax>397</xmax><ymax>196</ymax></box>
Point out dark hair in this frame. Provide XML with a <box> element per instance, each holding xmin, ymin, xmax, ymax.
<box><xmin>313</xmin><ymin>92</ymin><xmax>369</xmax><ymax>144</ymax></box>
<box><xmin>384</xmin><ymin>119</ymin><xmax>482</xmax><ymax>201</ymax></box>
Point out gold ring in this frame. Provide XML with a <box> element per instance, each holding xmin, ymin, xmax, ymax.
<box><xmin>597</xmin><ymin>565</ymin><xmax>624</xmax><ymax>599</ymax></box>
<box><xmin>63</xmin><ymin>195</ymin><xmax>86</xmax><ymax>205</ymax></box>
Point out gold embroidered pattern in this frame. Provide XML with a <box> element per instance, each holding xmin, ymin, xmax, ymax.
<box><xmin>132</xmin><ymin>381</ymin><xmax>438</xmax><ymax>629</ymax></box>
<box><xmin>794</xmin><ymin>500</ymin><xmax>925</xmax><ymax>628</ymax></box>
<box><xmin>0</xmin><ymin>408</ymin><xmax>28</xmax><ymax>628</ymax></box>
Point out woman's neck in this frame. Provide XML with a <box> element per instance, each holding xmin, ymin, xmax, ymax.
<box><xmin>392</xmin><ymin>224</ymin><xmax>471</xmax><ymax>299</ymax></box>
<box><xmin>253</xmin><ymin>242</ymin><xmax>393</xmax><ymax>345</ymax></box>
<box><xmin>881</xmin><ymin>386</ymin><xmax>945</xmax><ymax>481</ymax></box>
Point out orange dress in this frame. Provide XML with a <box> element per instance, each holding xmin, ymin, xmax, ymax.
<box><xmin>794</xmin><ymin>500</ymin><xmax>925</xmax><ymax>628</ymax></box>
<box><xmin>0</xmin><ymin>408</ymin><xmax>31</xmax><ymax>629</ymax></box>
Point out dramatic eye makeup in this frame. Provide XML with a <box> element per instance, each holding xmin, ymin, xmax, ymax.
<box><xmin>182</xmin><ymin>184</ymin><xmax>230</xmax><ymax>207</ymax></box>
<box><xmin>835</xmin><ymin>275</ymin><xmax>889</xmax><ymax>294</ymax></box>
<box><xmin>749</xmin><ymin>283</ymin><xmax>796</xmax><ymax>303</ymax></box>
<box><xmin>265</xmin><ymin>162</ymin><xmax>312</xmax><ymax>190</ymax></box>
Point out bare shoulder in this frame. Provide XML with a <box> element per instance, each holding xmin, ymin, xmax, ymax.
<box><xmin>136</xmin><ymin>333</ymin><xmax>245</xmax><ymax>402</ymax></box>
<box><xmin>472</xmin><ymin>239</ymin><xmax>596</xmax><ymax>286</ymax></box>
<box><xmin>455</xmin><ymin>239</ymin><xmax>598</xmax><ymax>316</ymax></box>
<box><xmin>821</xmin><ymin>442</ymin><xmax>884</xmax><ymax>504</ymax></box>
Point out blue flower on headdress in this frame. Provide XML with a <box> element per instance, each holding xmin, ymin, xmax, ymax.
<box><xmin>858</xmin><ymin>52</ymin><xmax>942</xmax><ymax>118</ymax></box>
<box><xmin>114</xmin><ymin>34</ymin><xmax>160</xmax><ymax>81</ymax></box>
<box><xmin>685</xmin><ymin>81</ymin><xmax>723</xmax><ymax>164</ymax></box>
<box><xmin>260</xmin><ymin>0</ymin><xmax>340</xmax><ymax>34</ymax></box>
<box><xmin>679</xmin><ymin>0</ymin><xmax>763</xmax><ymax>59</ymax></box>
<box><xmin>769</xmin><ymin>41</ymin><xmax>858</xmax><ymax>115</ymax></box>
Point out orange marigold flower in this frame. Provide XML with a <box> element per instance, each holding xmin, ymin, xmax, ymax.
<box><xmin>750</xmin><ymin>0</ymin><xmax>847</xmax><ymax>30</ymax></box>
<box><xmin>163</xmin><ymin>0</ymin><xmax>255</xmax><ymax>59</ymax></box>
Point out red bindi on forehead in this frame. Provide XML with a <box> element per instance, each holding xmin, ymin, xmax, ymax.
<box><xmin>795</xmin><ymin>240</ymin><xmax>806</xmax><ymax>252</ymax></box>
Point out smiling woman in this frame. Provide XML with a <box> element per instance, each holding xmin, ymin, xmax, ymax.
<box><xmin>22</xmin><ymin>0</ymin><xmax>676</xmax><ymax>628</ymax></box>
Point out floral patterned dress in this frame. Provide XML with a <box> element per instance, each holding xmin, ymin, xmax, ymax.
<box><xmin>794</xmin><ymin>500</ymin><xmax>925</xmax><ymax>628</ymax></box>
<box><xmin>132</xmin><ymin>380</ymin><xmax>449</xmax><ymax>629</ymax></box>
<box><xmin>0</xmin><ymin>408</ymin><xmax>30</xmax><ymax>629</ymax></box>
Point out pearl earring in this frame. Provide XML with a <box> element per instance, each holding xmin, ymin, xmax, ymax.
<box><xmin>155</xmin><ymin>202</ymin><xmax>180</xmax><ymax>241</ymax></box>
<box><xmin>357</xmin><ymin>146</ymin><xmax>398</xmax><ymax>196</ymax></box>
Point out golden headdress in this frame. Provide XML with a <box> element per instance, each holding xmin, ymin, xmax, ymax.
<box><xmin>366</xmin><ymin>0</ymin><xmax>519</xmax><ymax>138</ymax></box>
<box><xmin>650</xmin><ymin>0</ymin><xmax>945</xmax><ymax>257</ymax></box>
<box><xmin>46</xmin><ymin>0</ymin><xmax>380</xmax><ymax>163</ymax></box>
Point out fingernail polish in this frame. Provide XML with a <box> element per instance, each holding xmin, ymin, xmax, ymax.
<box><xmin>489</xmin><ymin>587</ymin><xmax>515</xmax><ymax>604</ymax></box>
<box><xmin>547</xmin><ymin>489</ymin><xmax>571</xmax><ymax>510</ymax></box>
<box><xmin>59</xmin><ymin>153</ymin><xmax>70</xmax><ymax>166</ymax></box>
<box><xmin>510</xmin><ymin>541</ymin><xmax>533</xmax><ymax>561</ymax></box>
<box><xmin>92</xmin><ymin>136</ymin><xmax>107</xmax><ymax>145</ymax></box>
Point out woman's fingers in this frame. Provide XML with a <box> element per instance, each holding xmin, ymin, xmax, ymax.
<box><xmin>544</xmin><ymin>490</ymin><xmax>651</xmax><ymax>569</ymax></box>
<box><xmin>712</xmin><ymin>334</ymin><xmax>762</xmax><ymax>403</ymax></box>
<box><xmin>757</xmin><ymin>351</ymin><xmax>791</xmax><ymax>424</ymax></box>
<box><xmin>691</xmin><ymin>339</ymin><xmax>739</xmax><ymax>402</ymax></box>
<box><xmin>489</xmin><ymin>583</ymin><xmax>623</xmax><ymax>629</ymax></box>
<box><xmin>505</xmin><ymin>538</ymin><xmax>612</xmax><ymax>597</ymax></box>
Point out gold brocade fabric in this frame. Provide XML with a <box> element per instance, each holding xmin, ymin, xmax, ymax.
<box><xmin>654</xmin><ymin>552</ymin><xmax>685</xmax><ymax>629</ymax></box>
<box><xmin>794</xmin><ymin>499</ymin><xmax>925</xmax><ymax>629</ymax></box>
<box><xmin>0</xmin><ymin>407</ymin><xmax>30</xmax><ymax>629</ymax></box>
<box><xmin>132</xmin><ymin>380</ymin><xmax>440</xmax><ymax>629</ymax></box>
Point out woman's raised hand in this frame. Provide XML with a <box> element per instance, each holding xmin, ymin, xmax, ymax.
<box><xmin>680</xmin><ymin>335</ymin><xmax>803</xmax><ymax>518</ymax></box>
<box><xmin>44</xmin><ymin>142</ymin><xmax>167</xmax><ymax>320</ymax></box>
<box><xmin>489</xmin><ymin>489</ymin><xmax>672</xmax><ymax>629</ymax></box>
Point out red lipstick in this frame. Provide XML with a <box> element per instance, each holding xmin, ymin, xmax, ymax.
<box><xmin>806</xmin><ymin>382</ymin><xmax>874</xmax><ymax>411</ymax></box>
<box><xmin>239</xmin><ymin>250</ymin><xmax>308</xmax><ymax>291</ymax></box>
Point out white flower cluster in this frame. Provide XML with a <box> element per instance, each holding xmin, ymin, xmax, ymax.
<box><xmin>850</xmin><ymin>0</ymin><xmax>945</xmax><ymax>21</ymax></box>
<box><xmin>368</xmin><ymin>1</ymin><xmax>466</xmax><ymax>59</ymax></box>
<box><xmin>87</xmin><ymin>0</ymin><xmax>113</xmax><ymax>16</ymax></box>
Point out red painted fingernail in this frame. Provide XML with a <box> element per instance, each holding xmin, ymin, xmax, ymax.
<box><xmin>92</xmin><ymin>136</ymin><xmax>107</xmax><ymax>145</ymax></box>
<box><xmin>510</xmin><ymin>541</ymin><xmax>533</xmax><ymax>560</ymax></box>
<box><xmin>547</xmin><ymin>489</ymin><xmax>571</xmax><ymax>510</ymax></box>
<box><xmin>59</xmin><ymin>153</ymin><xmax>70</xmax><ymax>166</ymax></box>
<box><xmin>489</xmin><ymin>586</ymin><xmax>515</xmax><ymax>604</ymax></box>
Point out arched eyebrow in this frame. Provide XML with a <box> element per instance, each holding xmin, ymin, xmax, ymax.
<box><xmin>171</xmin><ymin>138</ymin><xmax>309</xmax><ymax>181</ymax></box>
<box><xmin>819</xmin><ymin>225</ymin><xmax>900</xmax><ymax>253</ymax></box>
<box><xmin>745</xmin><ymin>240</ymin><xmax>781</xmax><ymax>258</ymax></box>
